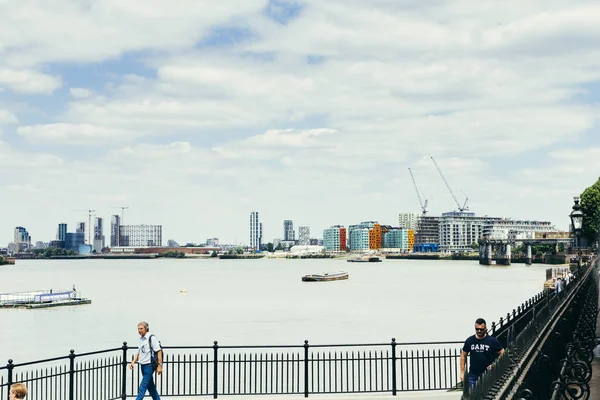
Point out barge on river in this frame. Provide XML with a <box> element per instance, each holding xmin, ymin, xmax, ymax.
<box><xmin>302</xmin><ymin>271</ymin><xmax>349</xmax><ymax>282</ymax></box>
<box><xmin>0</xmin><ymin>288</ymin><xmax>91</xmax><ymax>309</ymax></box>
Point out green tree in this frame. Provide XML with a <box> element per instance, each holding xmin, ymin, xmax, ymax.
<box><xmin>275</xmin><ymin>242</ymin><xmax>283</xmax><ymax>251</ymax></box>
<box><xmin>581</xmin><ymin>177</ymin><xmax>600</xmax><ymax>244</ymax></box>
<box><xmin>266</xmin><ymin>242</ymin><xmax>274</xmax><ymax>252</ymax></box>
<box><xmin>235</xmin><ymin>247</ymin><xmax>244</xmax><ymax>255</ymax></box>
<box><xmin>211</xmin><ymin>250</ymin><xmax>218</xmax><ymax>257</ymax></box>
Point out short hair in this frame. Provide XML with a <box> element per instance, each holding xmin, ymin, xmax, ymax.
<box><xmin>10</xmin><ymin>383</ymin><xmax>27</xmax><ymax>399</ymax></box>
<box><xmin>138</xmin><ymin>321</ymin><xmax>149</xmax><ymax>331</ymax></box>
<box><xmin>475</xmin><ymin>318</ymin><xmax>486</xmax><ymax>326</ymax></box>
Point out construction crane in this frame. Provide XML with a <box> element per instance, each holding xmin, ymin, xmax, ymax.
<box><xmin>111</xmin><ymin>206</ymin><xmax>130</xmax><ymax>224</ymax></box>
<box><xmin>430</xmin><ymin>157</ymin><xmax>469</xmax><ymax>212</ymax></box>
<box><xmin>73</xmin><ymin>209</ymin><xmax>96</xmax><ymax>245</ymax></box>
<box><xmin>408</xmin><ymin>167</ymin><xmax>428</xmax><ymax>216</ymax></box>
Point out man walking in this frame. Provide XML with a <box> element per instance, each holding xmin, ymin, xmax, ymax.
<box><xmin>460</xmin><ymin>318</ymin><xmax>504</xmax><ymax>389</ymax></box>
<box><xmin>129</xmin><ymin>321</ymin><xmax>163</xmax><ymax>400</ymax></box>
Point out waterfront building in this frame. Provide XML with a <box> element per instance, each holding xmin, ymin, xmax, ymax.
<box><xmin>206</xmin><ymin>238</ymin><xmax>219</xmax><ymax>247</ymax></box>
<box><xmin>76</xmin><ymin>222</ymin><xmax>85</xmax><ymax>234</ymax></box>
<box><xmin>14</xmin><ymin>226</ymin><xmax>31</xmax><ymax>253</ymax></box>
<box><xmin>399</xmin><ymin>213</ymin><xmax>419</xmax><ymax>231</ymax></box>
<box><xmin>93</xmin><ymin>217</ymin><xmax>105</xmax><ymax>252</ymax></box>
<box><xmin>439</xmin><ymin>211</ymin><xmax>501</xmax><ymax>253</ymax></box>
<box><xmin>249</xmin><ymin>211</ymin><xmax>263</xmax><ymax>251</ymax></box>
<box><xmin>383</xmin><ymin>228</ymin><xmax>409</xmax><ymax>252</ymax></box>
<box><xmin>119</xmin><ymin>225</ymin><xmax>162</xmax><ymax>247</ymax></box>
<box><xmin>309</xmin><ymin>238</ymin><xmax>320</xmax><ymax>246</ymax></box>
<box><xmin>57</xmin><ymin>223</ymin><xmax>67</xmax><ymax>242</ymax></box>
<box><xmin>167</xmin><ymin>239</ymin><xmax>180</xmax><ymax>247</ymax></box>
<box><xmin>49</xmin><ymin>240</ymin><xmax>65</xmax><ymax>249</ymax></box>
<box><xmin>482</xmin><ymin>219</ymin><xmax>554</xmax><ymax>241</ymax></box>
<box><xmin>110</xmin><ymin>215</ymin><xmax>120</xmax><ymax>247</ymax></box>
<box><xmin>298</xmin><ymin>226</ymin><xmax>310</xmax><ymax>245</ymax></box>
<box><xmin>283</xmin><ymin>220</ymin><xmax>295</xmax><ymax>242</ymax></box>
<box><xmin>323</xmin><ymin>225</ymin><xmax>347</xmax><ymax>252</ymax></box>
<box><xmin>349</xmin><ymin>228</ymin><xmax>370</xmax><ymax>251</ymax></box>
<box><xmin>415</xmin><ymin>216</ymin><xmax>440</xmax><ymax>251</ymax></box>
<box><xmin>408</xmin><ymin>230</ymin><xmax>415</xmax><ymax>252</ymax></box>
<box><xmin>65</xmin><ymin>232</ymin><xmax>85</xmax><ymax>252</ymax></box>
<box><xmin>34</xmin><ymin>241</ymin><xmax>48</xmax><ymax>249</ymax></box>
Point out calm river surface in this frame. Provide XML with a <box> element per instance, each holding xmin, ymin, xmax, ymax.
<box><xmin>0</xmin><ymin>258</ymin><xmax>551</xmax><ymax>363</ymax></box>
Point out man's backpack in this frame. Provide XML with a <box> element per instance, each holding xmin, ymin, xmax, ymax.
<box><xmin>148</xmin><ymin>334</ymin><xmax>163</xmax><ymax>370</ymax></box>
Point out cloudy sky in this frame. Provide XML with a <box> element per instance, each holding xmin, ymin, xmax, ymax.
<box><xmin>1</xmin><ymin>0</ymin><xmax>600</xmax><ymax>246</ymax></box>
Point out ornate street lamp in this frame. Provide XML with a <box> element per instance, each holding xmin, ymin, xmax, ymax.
<box><xmin>569</xmin><ymin>196</ymin><xmax>584</xmax><ymax>267</ymax></box>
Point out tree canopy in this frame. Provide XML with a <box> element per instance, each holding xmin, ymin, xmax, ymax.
<box><xmin>580</xmin><ymin>176</ymin><xmax>600</xmax><ymax>244</ymax></box>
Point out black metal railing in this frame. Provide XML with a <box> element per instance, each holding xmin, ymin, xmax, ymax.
<box><xmin>0</xmin><ymin>340</ymin><xmax>466</xmax><ymax>399</ymax></box>
<box><xmin>461</xmin><ymin>258</ymin><xmax>598</xmax><ymax>399</ymax></box>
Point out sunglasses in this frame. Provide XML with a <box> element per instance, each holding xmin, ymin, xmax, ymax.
<box><xmin>475</xmin><ymin>328</ymin><xmax>486</xmax><ymax>332</ymax></box>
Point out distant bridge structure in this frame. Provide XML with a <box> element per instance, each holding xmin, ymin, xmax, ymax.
<box><xmin>479</xmin><ymin>237</ymin><xmax>573</xmax><ymax>266</ymax></box>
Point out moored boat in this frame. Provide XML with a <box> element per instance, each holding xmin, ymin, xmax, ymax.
<box><xmin>347</xmin><ymin>255</ymin><xmax>382</xmax><ymax>263</ymax></box>
<box><xmin>302</xmin><ymin>271</ymin><xmax>349</xmax><ymax>282</ymax></box>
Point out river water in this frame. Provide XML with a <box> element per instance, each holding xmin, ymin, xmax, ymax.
<box><xmin>0</xmin><ymin>258</ymin><xmax>550</xmax><ymax>364</ymax></box>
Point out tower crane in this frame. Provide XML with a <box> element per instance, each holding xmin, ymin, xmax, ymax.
<box><xmin>72</xmin><ymin>209</ymin><xmax>96</xmax><ymax>245</ymax></box>
<box><xmin>408</xmin><ymin>167</ymin><xmax>428</xmax><ymax>216</ymax></box>
<box><xmin>430</xmin><ymin>157</ymin><xmax>469</xmax><ymax>212</ymax></box>
<box><xmin>111</xmin><ymin>206</ymin><xmax>130</xmax><ymax>224</ymax></box>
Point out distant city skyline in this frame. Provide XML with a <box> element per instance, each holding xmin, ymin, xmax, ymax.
<box><xmin>1</xmin><ymin>2</ymin><xmax>599</xmax><ymax>245</ymax></box>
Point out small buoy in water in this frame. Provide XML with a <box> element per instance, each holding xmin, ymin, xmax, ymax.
<box><xmin>180</xmin><ymin>289</ymin><xmax>187</xmax><ymax>293</ymax></box>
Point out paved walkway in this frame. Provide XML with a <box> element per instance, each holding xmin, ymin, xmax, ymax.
<box><xmin>165</xmin><ymin>394</ymin><xmax>460</xmax><ymax>400</ymax></box>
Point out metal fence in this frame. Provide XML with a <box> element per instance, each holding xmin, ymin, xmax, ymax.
<box><xmin>0</xmin><ymin>340</ymin><xmax>465</xmax><ymax>399</ymax></box>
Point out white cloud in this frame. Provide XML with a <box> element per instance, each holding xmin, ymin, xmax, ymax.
<box><xmin>0</xmin><ymin>109</ymin><xmax>18</xmax><ymax>124</ymax></box>
<box><xmin>0</xmin><ymin>68</ymin><xmax>62</xmax><ymax>94</ymax></box>
<box><xmin>2</xmin><ymin>1</ymin><xmax>600</xmax><ymax>245</ymax></box>
<box><xmin>69</xmin><ymin>88</ymin><xmax>93</xmax><ymax>98</ymax></box>
<box><xmin>17</xmin><ymin>123</ymin><xmax>143</xmax><ymax>145</ymax></box>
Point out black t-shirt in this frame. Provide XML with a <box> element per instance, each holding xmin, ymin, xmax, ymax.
<box><xmin>462</xmin><ymin>334</ymin><xmax>503</xmax><ymax>376</ymax></box>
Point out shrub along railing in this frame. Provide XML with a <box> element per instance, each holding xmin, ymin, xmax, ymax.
<box><xmin>0</xmin><ymin>340</ymin><xmax>465</xmax><ymax>399</ymax></box>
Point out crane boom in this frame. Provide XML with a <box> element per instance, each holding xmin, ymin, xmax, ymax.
<box><xmin>408</xmin><ymin>167</ymin><xmax>427</xmax><ymax>215</ymax></box>
<box><xmin>430</xmin><ymin>157</ymin><xmax>468</xmax><ymax>212</ymax></box>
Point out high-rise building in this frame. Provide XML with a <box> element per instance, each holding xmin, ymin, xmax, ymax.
<box><xmin>93</xmin><ymin>217</ymin><xmax>105</xmax><ymax>252</ymax></box>
<box><xmin>14</xmin><ymin>226</ymin><xmax>31</xmax><ymax>253</ymax></box>
<box><xmin>298</xmin><ymin>226</ymin><xmax>310</xmax><ymax>245</ymax></box>
<box><xmin>399</xmin><ymin>213</ymin><xmax>419</xmax><ymax>230</ymax></box>
<box><xmin>439</xmin><ymin>212</ymin><xmax>501</xmax><ymax>253</ymax></box>
<box><xmin>110</xmin><ymin>215</ymin><xmax>121</xmax><ymax>247</ymax></box>
<box><xmin>57</xmin><ymin>223</ymin><xmax>67</xmax><ymax>242</ymax></box>
<box><xmin>415</xmin><ymin>216</ymin><xmax>440</xmax><ymax>246</ymax></box>
<box><xmin>119</xmin><ymin>225</ymin><xmax>162</xmax><ymax>247</ymax></box>
<box><xmin>283</xmin><ymin>220</ymin><xmax>295</xmax><ymax>242</ymax></box>
<box><xmin>323</xmin><ymin>225</ymin><xmax>347</xmax><ymax>252</ymax></box>
<box><xmin>250</xmin><ymin>211</ymin><xmax>262</xmax><ymax>251</ymax></box>
<box><xmin>65</xmin><ymin>232</ymin><xmax>85</xmax><ymax>252</ymax></box>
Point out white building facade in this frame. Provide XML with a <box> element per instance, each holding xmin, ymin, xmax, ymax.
<box><xmin>482</xmin><ymin>219</ymin><xmax>555</xmax><ymax>241</ymax></box>
<box><xmin>398</xmin><ymin>213</ymin><xmax>419</xmax><ymax>231</ymax></box>
<box><xmin>298</xmin><ymin>226</ymin><xmax>310</xmax><ymax>245</ymax></box>
<box><xmin>119</xmin><ymin>225</ymin><xmax>162</xmax><ymax>247</ymax></box>
<box><xmin>439</xmin><ymin>212</ymin><xmax>501</xmax><ymax>253</ymax></box>
<box><xmin>250</xmin><ymin>211</ymin><xmax>263</xmax><ymax>251</ymax></box>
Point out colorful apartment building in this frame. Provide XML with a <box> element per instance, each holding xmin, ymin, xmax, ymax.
<box><xmin>323</xmin><ymin>225</ymin><xmax>348</xmax><ymax>251</ymax></box>
<box><xmin>408</xmin><ymin>230</ymin><xmax>415</xmax><ymax>252</ymax></box>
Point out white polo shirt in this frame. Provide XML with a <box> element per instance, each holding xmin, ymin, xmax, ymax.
<box><xmin>138</xmin><ymin>333</ymin><xmax>161</xmax><ymax>365</ymax></box>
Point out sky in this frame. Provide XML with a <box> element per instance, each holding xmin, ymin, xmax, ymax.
<box><xmin>1</xmin><ymin>0</ymin><xmax>600</xmax><ymax>246</ymax></box>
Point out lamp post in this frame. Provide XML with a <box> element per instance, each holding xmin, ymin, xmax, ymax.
<box><xmin>569</xmin><ymin>196</ymin><xmax>584</xmax><ymax>268</ymax></box>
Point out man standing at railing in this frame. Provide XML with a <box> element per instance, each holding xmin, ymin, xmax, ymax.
<box><xmin>129</xmin><ymin>321</ymin><xmax>163</xmax><ymax>400</ymax></box>
<box><xmin>460</xmin><ymin>318</ymin><xmax>504</xmax><ymax>390</ymax></box>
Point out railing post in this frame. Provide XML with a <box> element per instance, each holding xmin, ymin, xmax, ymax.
<box><xmin>6</xmin><ymin>359</ymin><xmax>13</xmax><ymax>400</ymax></box>
<box><xmin>391</xmin><ymin>338</ymin><xmax>397</xmax><ymax>395</ymax></box>
<box><xmin>121</xmin><ymin>342</ymin><xmax>128</xmax><ymax>400</ymax></box>
<box><xmin>213</xmin><ymin>341</ymin><xmax>219</xmax><ymax>399</ymax></box>
<box><xmin>304</xmin><ymin>340</ymin><xmax>309</xmax><ymax>398</ymax></box>
<box><xmin>68</xmin><ymin>350</ymin><xmax>75</xmax><ymax>400</ymax></box>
